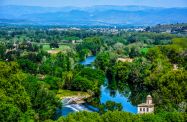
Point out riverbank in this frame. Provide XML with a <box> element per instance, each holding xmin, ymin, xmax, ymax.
<box><xmin>59</xmin><ymin>56</ymin><xmax>137</xmax><ymax>116</ymax></box>
<box><xmin>56</xmin><ymin>89</ymin><xmax>91</xmax><ymax>99</ymax></box>
<box><xmin>58</xmin><ymin>89</ymin><xmax>96</xmax><ymax>116</ymax></box>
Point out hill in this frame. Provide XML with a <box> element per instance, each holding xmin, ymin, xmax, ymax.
<box><xmin>0</xmin><ymin>5</ymin><xmax>187</xmax><ymax>26</ymax></box>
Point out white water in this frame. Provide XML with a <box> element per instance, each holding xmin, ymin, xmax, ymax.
<box><xmin>64</xmin><ymin>104</ymin><xmax>92</xmax><ymax>112</ymax></box>
<box><xmin>61</xmin><ymin>98</ymin><xmax>93</xmax><ymax>116</ymax></box>
<box><xmin>61</xmin><ymin>56</ymin><xmax>137</xmax><ymax>116</ymax></box>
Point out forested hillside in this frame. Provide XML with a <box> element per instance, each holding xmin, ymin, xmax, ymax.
<box><xmin>0</xmin><ymin>25</ymin><xmax>186</xmax><ymax>121</ymax></box>
<box><xmin>0</xmin><ymin>5</ymin><xmax>187</xmax><ymax>25</ymax></box>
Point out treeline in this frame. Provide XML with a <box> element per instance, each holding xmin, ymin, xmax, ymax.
<box><xmin>0</xmin><ymin>62</ymin><xmax>61</xmax><ymax>121</ymax></box>
<box><xmin>0</xmin><ymin>30</ymin><xmax>106</xmax><ymax>122</ymax></box>
<box><xmin>0</xmin><ymin>25</ymin><xmax>187</xmax><ymax>121</ymax></box>
<box><xmin>0</xmin><ymin>61</ymin><xmax>105</xmax><ymax>122</ymax></box>
<box><xmin>0</xmin><ymin>27</ymin><xmax>103</xmax><ymax>43</ymax></box>
<box><xmin>145</xmin><ymin>23</ymin><xmax>187</xmax><ymax>34</ymax></box>
<box><xmin>0</xmin><ymin>26</ymin><xmax>179</xmax><ymax>62</ymax></box>
<box><xmin>95</xmin><ymin>38</ymin><xmax>187</xmax><ymax>112</ymax></box>
<box><xmin>55</xmin><ymin>111</ymin><xmax>186</xmax><ymax>122</ymax></box>
<box><xmin>0</xmin><ymin>26</ymin><xmax>177</xmax><ymax>44</ymax></box>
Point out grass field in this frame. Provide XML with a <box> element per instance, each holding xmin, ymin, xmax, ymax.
<box><xmin>42</xmin><ymin>44</ymin><xmax>71</xmax><ymax>54</ymax></box>
<box><xmin>43</xmin><ymin>44</ymin><xmax>51</xmax><ymax>51</ymax></box>
<box><xmin>57</xmin><ymin>45</ymin><xmax>71</xmax><ymax>51</ymax></box>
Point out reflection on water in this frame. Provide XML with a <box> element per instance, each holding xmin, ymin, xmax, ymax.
<box><xmin>61</xmin><ymin>56</ymin><xmax>137</xmax><ymax>116</ymax></box>
<box><xmin>100</xmin><ymin>79</ymin><xmax>137</xmax><ymax>113</ymax></box>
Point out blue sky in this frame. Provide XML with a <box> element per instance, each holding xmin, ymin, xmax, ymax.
<box><xmin>1</xmin><ymin>0</ymin><xmax>187</xmax><ymax>7</ymax></box>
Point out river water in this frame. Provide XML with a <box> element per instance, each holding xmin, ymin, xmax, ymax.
<box><xmin>61</xmin><ymin>56</ymin><xmax>137</xmax><ymax>116</ymax></box>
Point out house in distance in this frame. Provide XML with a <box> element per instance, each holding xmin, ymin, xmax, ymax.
<box><xmin>138</xmin><ymin>95</ymin><xmax>154</xmax><ymax>114</ymax></box>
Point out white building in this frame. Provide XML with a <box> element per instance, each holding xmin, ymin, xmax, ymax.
<box><xmin>138</xmin><ymin>95</ymin><xmax>154</xmax><ymax>114</ymax></box>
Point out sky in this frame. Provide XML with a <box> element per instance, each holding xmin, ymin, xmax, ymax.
<box><xmin>1</xmin><ymin>0</ymin><xmax>187</xmax><ymax>8</ymax></box>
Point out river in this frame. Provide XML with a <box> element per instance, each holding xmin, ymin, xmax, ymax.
<box><xmin>61</xmin><ymin>56</ymin><xmax>137</xmax><ymax>116</ymax></box>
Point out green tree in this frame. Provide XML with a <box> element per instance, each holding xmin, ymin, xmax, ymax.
<box><xmin>0</xmin><ymin>62</ymin><xmax>32</xmax><ymax>121</ymax></box>
<box><xmin>0</xmin><ymin>43</ymin><xmax>6</xmax><ymax>59</ymax></box>
<box><xmin>95</xmin><ymin>52</ymin><xmax>110</xmax><ymax>71</ymax></box>
<box><xmin>63</xmin><ymin>71</ymin><xmax>74</xmax><ymax>89</ymax></box>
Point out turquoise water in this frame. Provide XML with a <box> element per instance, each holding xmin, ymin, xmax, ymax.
<box><xmin>61</xmin><ymin>56</ymin><xmax>137</xmax><ymax>116</ymax></box>
<box><xmin>80</xmin><ymin>56</ymin><xmax>96</xmax><ymax>65</ymax></box>
<box><xmin>100</xmin><ymin>79</ymin><xmax>137</xmax><ymax>113</ymax></box>
<box><xmin>61</xmin><ymin>107</ymin><xmax>74</xmax><ymax>116</ymax></box>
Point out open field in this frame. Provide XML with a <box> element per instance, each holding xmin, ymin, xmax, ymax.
<box><xmin>42</xmin><ymin>44</ymin><xmax>71</xmax><ymax>54</ymax></box>
<box><xmin>43</xmin><ymin>44</ymin><xmax>51</xmax><ymax>51</ymax></box>
<box><xmin>43</xmin><ymin>44</ymin><xmax>70</xmax><ymax>51</ymax></box>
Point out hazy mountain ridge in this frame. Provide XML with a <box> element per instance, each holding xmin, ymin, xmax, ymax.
<box><xmin>0</xmin><ymin>5</ymin><xmax>187</xmax><ymax>26</ymax></box>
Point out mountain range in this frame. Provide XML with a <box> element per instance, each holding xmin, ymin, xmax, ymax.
<box><xmin>0</xmin><ymin>5</ymin><xmax>187</xmax><ymax>26</ymax></box>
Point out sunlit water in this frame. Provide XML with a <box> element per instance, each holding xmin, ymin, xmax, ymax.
<box><xmin>60</xmin><ymin>56</ymin><xmax>137</xmax><ymax>116</ymax></box>
<box><xmin>100</xmin><ymin>79</ymin><xmax>137</xmax><ymax>113</ymax></box>
<box><xmin>61</xmin><ymin>104</ymin><xmax>93</xmax><ymax>116</ymax></box>
<box><xmin>80</xmin><ymin>56</ymin><xmax>96</xmax><ymax>65</ymax></box>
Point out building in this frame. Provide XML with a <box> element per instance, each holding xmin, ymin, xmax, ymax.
<box><xmin>138</xmin><ymin>95</ymin><xmax>154</xmax><ymax>114</ymax></box>
<box><xmin>173</xmin><ymin>64</ymin><xmax>178</xmax><ymax>70</ymax></box>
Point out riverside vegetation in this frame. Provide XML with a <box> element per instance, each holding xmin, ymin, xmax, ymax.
<box><xmin>0</xmin><ymin>25</ymin><xmax>187</xmax><ymax>122</ymax></box>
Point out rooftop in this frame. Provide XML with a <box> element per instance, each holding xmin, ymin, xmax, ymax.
<box><xmin>138</xmin><ymin>103</ymin><xmax>154</xmax><ymax>107</ymax></box>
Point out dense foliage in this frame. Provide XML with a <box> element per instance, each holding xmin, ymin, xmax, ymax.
<box><xmin>0</xmin><ymin>62</ymin><xmax>61</xmax><ymax>121</ymax></box>
<box><xmin>55</xmin><ymin>111</ymin><xmax>186</xmax><ymax>122</ymax></box>
<box><xmin>0</xmin><ymin>25</ymin><xmax>186</xmax><ymax>121</ymax></box>
<box><xmin>97</xmin><ymin>38</ymin><xmax>187</xmax><ymax>112</ymax></box>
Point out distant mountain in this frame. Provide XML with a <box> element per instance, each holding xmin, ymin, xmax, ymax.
<box><xmin>0</xmin><ymin>5</ymin><xmax>187</xmax><ymax>26</ymax></box>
